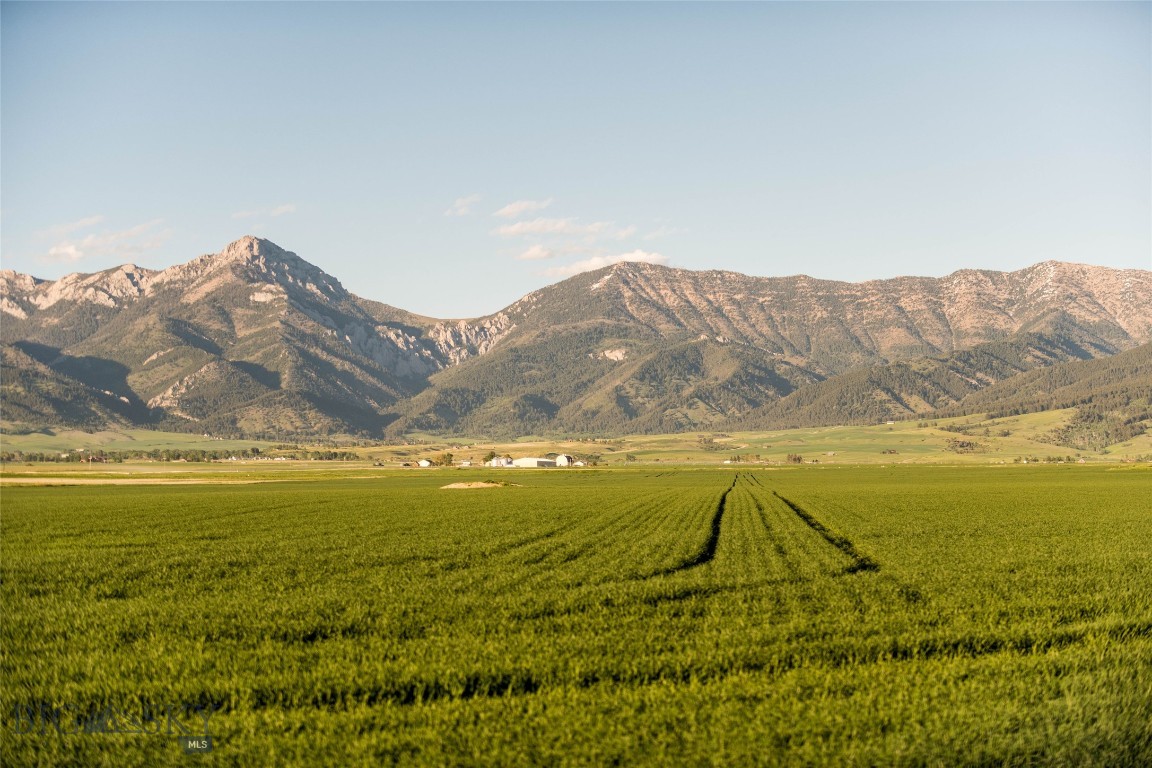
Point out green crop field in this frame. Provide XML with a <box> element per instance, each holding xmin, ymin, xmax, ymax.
<box><xmin>2</xmin><ymin>466</ymin><xmax>1150</xmax><ymax>766</ymax></box>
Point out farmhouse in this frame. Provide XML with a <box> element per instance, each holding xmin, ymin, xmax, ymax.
<box><xmin>512</xmin><ymin>457</ymin><xmax>557</xmax><ymax>468</ymax></box>
<box><xmin>554</xmin><ymin>454</ymin><xmax>576</xmax><ymax>466</ymax></box>
<box><xmin>487</xmin><ymin>456</ymin><xmax>513</xmax><ymax>468</ymax></box>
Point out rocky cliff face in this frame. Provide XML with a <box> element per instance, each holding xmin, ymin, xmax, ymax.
<box><xmin>3</xmin><ymin>236</ymin><xmax>1149</xmax><ymax>437</ymax></box>
<box><xmin>530</xmin><ymin>260</ymin><xmax>1151</xmax><ymax>375</ymax></box>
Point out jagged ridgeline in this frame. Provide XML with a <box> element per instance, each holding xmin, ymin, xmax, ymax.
<box><xmin>2</xmin><ymin>236</ymin><xmax>1150</xmax><ymax>439</ymax></box>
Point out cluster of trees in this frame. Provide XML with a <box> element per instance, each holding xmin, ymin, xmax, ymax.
<box><xmin>0</xmin><ymin>447</ymin><xmax>362</xmax><ymax>463</ymax></box>
<box><xmin>291</xmin><ymin>450</ymin><xmax>361</xmax><ymax>461</ymax></box>
<box><xmin>0</xmin><ymin>447</ymin><xmax>264</xmax><ymax>463</ymax></box>
<box><xmin>697</xmin><ymin>435</ymin><xmax>734</xmax><ymax>452</ymax></box>
<box><xmin>1038</xmin><ymin>411</ymin><xmax>1149</xmax><ymax>453</ymax></box>
<box><xmin>2</xmin><ymin>451</ymin><xmax>103</xmax><ymax>463</ymax></box>
<box><xmin>944</xmin><ymin>438</ymin><xmax>985</xmax><ymax>454</ymax></box>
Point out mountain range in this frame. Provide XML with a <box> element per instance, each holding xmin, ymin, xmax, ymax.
<box><xmin>2</xmin><ymin>236</ymin><xmax>1150</xmax><ymax>441</ymax></box>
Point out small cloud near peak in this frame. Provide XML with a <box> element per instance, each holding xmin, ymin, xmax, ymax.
<box><xmin>493</xmin><ymin>217</ymin><xmax>611</xmax><ymax>238</ymax></box>
<box><xmin>445</xmin><ymin>194</ymin><xmax>482</xmax><ymax>217</ymax></box>
<box><xmin>516</xmin><ymin>245</ymin><xmax>555</xmax><ymax>261</ymax></box>
<box><xmin>40</xmin><ymin>219</ymin><xmax>171</xmax><ymax>264</ymax></box>
<box><xmin>544</xmin><ymin>250</ymin><xmax>668</xmax><ymax>278</ymax></box>
<box><xmin>494</xmin><ymin>198</ymin><xmax>554</xmax><ymax>218</ymax></box>
<box><xmin>46</xmin><ymin>242</ymin><xmax>84</xmax><ymax>262</ymax></box>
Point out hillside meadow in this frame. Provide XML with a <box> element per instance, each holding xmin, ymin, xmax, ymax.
<box><xmin>3</xmin><ymin>408</ymin><xmax>1150</xmax><ymax>472</ymax></box>
<box><xmin>1</xmin><ymin>464</ymin><xmax>1149</xmax><ymax>765</ymax></box>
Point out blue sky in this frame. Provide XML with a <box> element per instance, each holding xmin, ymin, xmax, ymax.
<box><xmin>2</xmin><ymin>1</ymin><xmax>1149</xmax><ymax>318</ymax></box>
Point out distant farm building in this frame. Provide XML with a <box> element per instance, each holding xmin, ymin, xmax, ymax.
<box><xmin>417</xmin><ymin>459</ymin><xmax>433</xmax><ymax>468</ymax></box>
<box><xmin>487</xmin><ymin>456</ymin><xmax>513</xmax><ymax>468</ymax></box>
<box><xmin>512</xmin><ymin>457</ymin><xmax>557</xmax><ymax>468</ymax></box>
<box><xmin>554</xmin><ymin>454</ymin><xmax>576</xmax><ymax>466</ymax></box>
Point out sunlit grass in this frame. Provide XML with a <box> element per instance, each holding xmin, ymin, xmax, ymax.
<box><xmin>2</xmin><ymin>466</ymin><xmax>1149</xmax><ymax>765</ymax></box>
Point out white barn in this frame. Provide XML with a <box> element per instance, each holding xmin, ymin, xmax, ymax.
<box><xmin>555</xmin><ymin>454</ymin><xmax>576</xmax><ymax>467</ymax></box>
<box><xmin>512</xmin><ymin>457</ymin><xmax>556</xmax><ymax>468</ymax></box>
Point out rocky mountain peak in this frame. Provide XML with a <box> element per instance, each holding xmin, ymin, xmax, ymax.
<box><xmin>0</xmin><ymin>262</ymin><xmax>159</xmax><ymax>316</ymax></box>
<box><xmin>226</xmin><ymin>236</ymin><xmax>343</xmax><ymax>299</ymax></box>
<box><xmin>146</xmin><ymin>236</ymin><xmax>346</xmax><ymax>304</ymax></box>
<box><xmin>168</xmin><ymin>235</ymin><xmax>298</xmax><ymax>273</ymax></box>
<box><xmin>0</xmin><ymin>270</ymin><xmax>45</xmax><ymax>292</ymax></box>
<box><xmin>218</xmin><ymin>235</ymin><xmax>285</xmax><ymax>264</ymax></box>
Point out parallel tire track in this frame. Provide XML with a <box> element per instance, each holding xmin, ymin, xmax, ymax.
<box><xmin>773</xmin><ymin>492</ymin><xmax>880</xmax><ymax>574</ymax></box>
<box><xmin>658</xmin><ymin>474</ymin><xmax>739</xmax><ymax>575</ymax></box>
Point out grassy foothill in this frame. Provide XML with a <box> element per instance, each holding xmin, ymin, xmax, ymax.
<box><xmin>3</xmin><ymin>408</ymin><xmax>1150</xmax><ymax>476</ymax></box>
<box><xmin>370</xmin><ymin>408</ymin><xmax>1152</xmax><ymax>467</ymax></box>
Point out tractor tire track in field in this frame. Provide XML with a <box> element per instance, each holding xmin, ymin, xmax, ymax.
<box><xmin>772</xmin><ymin>492</ymin><xmax>880</xmax><ymax>575</ymax></box>
<box><xmin>658</xmin><ymin>475</ymin><xmax>739</xmax><ymax>575</ymax></box>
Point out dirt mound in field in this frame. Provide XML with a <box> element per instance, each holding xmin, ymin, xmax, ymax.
<box><xmin>441</xmin><ymin>481</ymin><xmax>513</xmax><ymax>489</ymax></box>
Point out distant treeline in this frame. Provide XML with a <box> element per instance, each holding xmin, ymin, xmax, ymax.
<box><xmin>1</xmin><ymin>448</ymin><xmax>362</xmax><ymax>463</ymax></box>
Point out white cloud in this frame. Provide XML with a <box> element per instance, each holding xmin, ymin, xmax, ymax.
<box><xmin>41</xmin><ymin>219</ymin><xmax>172</xmax><ymax>264</ymax></box>
<box><xmin>516</xmin><ymin>245</ymin><xmax>555</xmax><ymax>261</ymax></box>
<box><xmin>59</xmin><ymin>215</ymin><xmax>105</xmax><ymax>235</ymax></box>
<box><xmin>232</xmin><ymin>203</ymin><xmax>296</xmax><ymax>220</ymax></box>
<box><xmin>445</xmin><ymin>194</ymin><xmax>482</xmax><ymax>216</ymax></box>
<box><xmin>36</xmin><ymin>215</ymin><xmax>105</xmax><ymax>240</ymax></box>
<box><xmin>544</xmin><ymin>250</ymin><xmax>668</xmax><ymax>277</ymax></box>
<box><xmin>494</xmin><ymin>198</ymin><xmax>554</xmax><ymax>218</ymax></box>
<box><xmin>46</xmin><ymin>243</ymin><xmax>84</xmax><ymax>262</ymax></box>
<box><xmin>491</xmin><ymin>205</ymin><xmax>659</xmax><ymax>274</ymax></box>
<box><xmin>493</xmin><ymin>217</ymin><xmax>612</xmax><ymax>238</ymax></box>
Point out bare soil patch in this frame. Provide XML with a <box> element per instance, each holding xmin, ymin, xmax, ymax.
<box><xmin>0</xmin><ymin>477</ymin><xmax>265</xmax><ymax>486</ymax></box>
<box><xmin>441</xmin><ymin>481</ymin><xmax>516</xmax><ymax>489</ymax></box>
